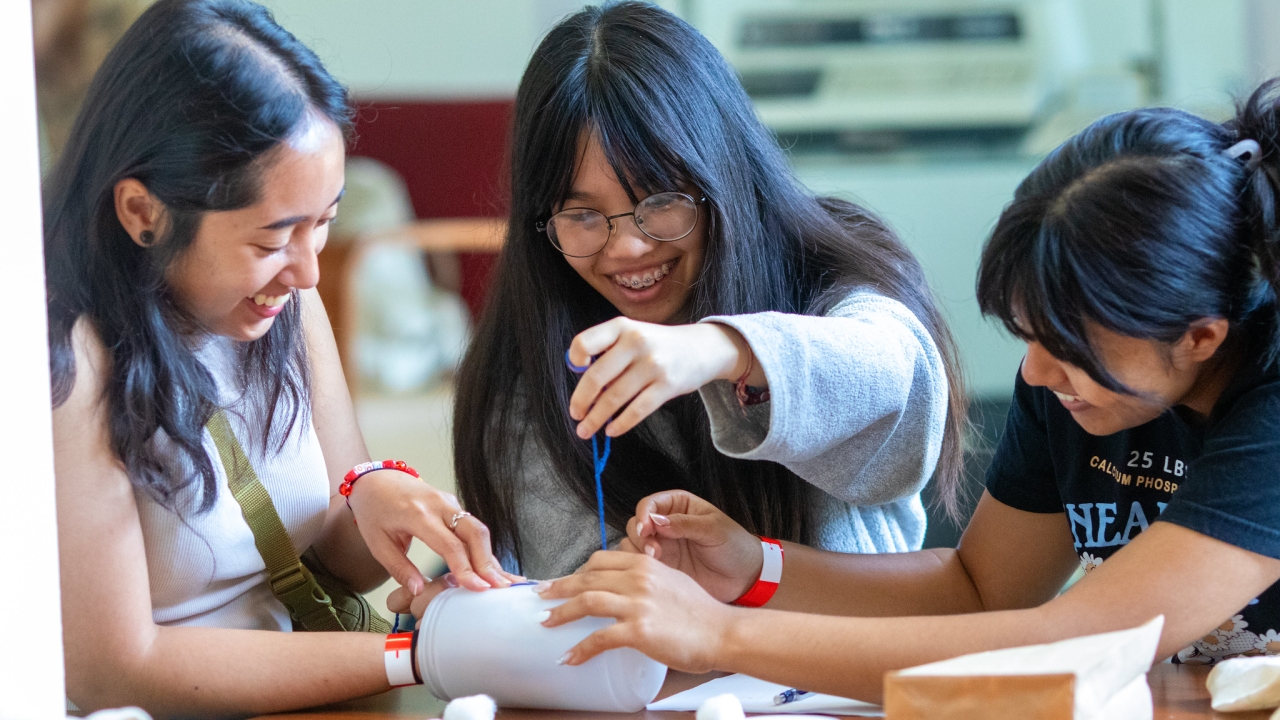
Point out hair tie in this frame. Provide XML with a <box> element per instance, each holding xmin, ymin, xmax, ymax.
<box><xmin>1226</xmin><ymin>138</ymin><xmax>1264</xmax><ymax>169</ymax></box>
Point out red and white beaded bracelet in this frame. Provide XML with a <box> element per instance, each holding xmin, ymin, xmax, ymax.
<box><xmin>731</xmin><ymin>537</ymin><xmax>784</xmax><ymax>607</ymax></box>
<box><xmin>340</xmin><ymin>460</ymin><xmax>421</xmax><ymax>516</ymax></box>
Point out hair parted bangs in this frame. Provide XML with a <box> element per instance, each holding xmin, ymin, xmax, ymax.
<box><xmin>978</xmin><ymin>198</ymin><xmax>1129</xmax><ymax>392</ymax></box>
<box><xmin>459</xmin><ymin>1</ymin><xmax>972</xmax><ymax>568</ymax></box>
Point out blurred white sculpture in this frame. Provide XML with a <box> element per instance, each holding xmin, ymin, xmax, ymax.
<box><xmin>333</xmin><ymin>157</ymin><xmax>470</xmax><ymax>394</ymax></box>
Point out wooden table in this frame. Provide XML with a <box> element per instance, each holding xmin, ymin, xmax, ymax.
<box><xmin>257</xmin><ymin>664</ymin><xmax>1274</xmax><ymax>719</ymax></box>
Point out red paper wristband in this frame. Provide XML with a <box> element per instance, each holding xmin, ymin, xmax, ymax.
<box><xmin>732</xmin><ymin>537</ymin><xmax>784</xmax><ymax>608</ymax></box>
<box><xmin>384</xmin><ymin>631</ymin><xmax>420</xmax><ymax>687</ymax></box>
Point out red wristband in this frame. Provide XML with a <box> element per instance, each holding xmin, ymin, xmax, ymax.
<box><xmin>732</xmin><ymin>537</ymin><xmax>784</xmax><ymax>607</ymax></box>
<box><xmin>384</xmin><ymin>631</ymin><xmax>420</xmax><ymax>687</ymax></box>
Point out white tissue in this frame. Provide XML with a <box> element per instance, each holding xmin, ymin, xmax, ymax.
<box><xmin>898</xmin><ymin>616</ymin><xmax>1164</xmax><ymax>720</ymax></box>
<box><xmin>1208</xmin><ymin>656</ymin><xmax>1280</xmax><ymax>711</ymax></box>
<box><xmin>697</xmin><ymin>693</ymin><xmax>745</xmax><ymax>720</ymax></box>
<box><xmin>443</xmin><ymin>694</ymin><xmax>497</xmax><ymax>720</ymax></box>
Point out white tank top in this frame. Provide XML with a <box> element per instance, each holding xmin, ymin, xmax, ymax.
<box><xmin>133</xmin><ymin>336</ymin><xmax>331</xmax><ymax>631</ymax></box>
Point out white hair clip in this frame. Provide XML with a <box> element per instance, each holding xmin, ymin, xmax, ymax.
<box><xmin>1226</xmin><ymin>138</ymin><xmax>1264</xmax><ymax>169</ymax></box>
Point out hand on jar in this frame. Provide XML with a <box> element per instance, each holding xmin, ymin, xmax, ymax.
<box><xmin>347</xmin><ymin>470</ymin><xmax>519</xmax><ymax>594</ymax></box>
<box><xmin>536</xmin><ymin>550</ymin><xmax>737</xmax><ymax>673</ymax></box>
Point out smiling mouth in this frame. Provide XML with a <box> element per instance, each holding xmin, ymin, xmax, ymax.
<box><xmin>612</xmin><ymin>261</ymin><xmax>674</xmax><ymax>290</ymax></box>
<box><xmin>1054</xmin><ymin>390</ymin><xmax>1084</xmax><ymax>404</ymax></box>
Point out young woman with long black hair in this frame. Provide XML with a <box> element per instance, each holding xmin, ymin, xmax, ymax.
<box><xmin>448</xmin><ymin>1</ymin><xmax>967</xmax><ymax>582</ymax></box>
<box><xmin>532</xmin><ymin>81</ymin><xmax>1280</xmax><ymax>702</ymax></box>
<box><xmin>49</xmin><ymin>1</ymin><xmax>513</xmax><ymax>714</ymax></box>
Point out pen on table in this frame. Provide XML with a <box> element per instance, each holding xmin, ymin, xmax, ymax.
<box><xmin>773</xmin><ymin>688</ymin><xmax>814</xmax><ymax>705</ymax></box>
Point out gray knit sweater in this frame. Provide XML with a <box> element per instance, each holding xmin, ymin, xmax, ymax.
<box><xmin>509</xmin><ymin>289</ymin><xmax>949</xmax><ymax>580</ymax></box>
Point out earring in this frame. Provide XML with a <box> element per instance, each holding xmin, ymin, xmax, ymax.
<box><xmin>139</xmin><ymin>230</ymin><xmax>155</xmax><ymax>246</ymax></box>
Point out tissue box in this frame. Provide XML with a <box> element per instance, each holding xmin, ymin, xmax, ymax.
<box><xmin>881</xmin><ymin>617</ymin><xmax>1163</xmax><ymax>720</ymax></box>
<box><xmin>884</xmin><ymin>672</ymin><xmax>1075</xmax><ymax>720</ymax></box>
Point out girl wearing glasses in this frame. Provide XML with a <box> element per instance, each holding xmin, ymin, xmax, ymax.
<box><xmin>536</xmin><ymin>79</ymin><xmax>1280</xmax><ymax>701</ymax></box>
<box><xmin>444</xmin><ymin>2</ymin><xmax>967</xmax><ymax>582</ymax></box>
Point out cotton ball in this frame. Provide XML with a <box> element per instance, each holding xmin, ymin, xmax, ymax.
<box><xmin>696</xmin><ymin>693</ymin><xmax>745</xmax><ymax>720</ymax></box>
<box><xmin>443</xmin><ymin>694</ymin><xmax>497</xmax><ymax>720</ymax></box>
<box><xmin>83</xmin><ymin>709</ymin><xmax>153</xmax><ymax>720</ymax></box>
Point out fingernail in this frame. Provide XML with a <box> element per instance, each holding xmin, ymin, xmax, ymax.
<box><xmin>410</xmin><ymin>578</ymin><xmax>424</xmax><ymax>596</ymax></box>
<box><xmin>534</xmin><ymin>581</ymin><xmax>552</xmax><ymax>595</ymax></box>
<box><xmin>443</xmin><ymin>573</ymin><xmax>459</xmax><ymax>588</ymax></box>
<box><xmin>651</xmin><ymin>514</ymin><xmax>671</xmax><ymax>527</ymax></box>
<box><xmin>558</xmin><ymin>652</ymin><xmax>572</xmax><ymax>665</ymax></box>
<box><xmin>535</xmin><ymin>610</ymin><xmax>551</xmax><ymax>624</ymax></box>
<box><xmin>645</xmin><ymin>544</ymin><xmax>656</xmax><ymax>557</ymax></box>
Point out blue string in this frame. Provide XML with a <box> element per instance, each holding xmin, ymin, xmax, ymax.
<box><xmin>592</xmin><ymin>433</ymin><xmax>612</xmax><ymax>551</ymax></box>
<box><xmin>568</xmin><ymin>349</ymin><xmax>612</xmax><ymax>551</ymax></box>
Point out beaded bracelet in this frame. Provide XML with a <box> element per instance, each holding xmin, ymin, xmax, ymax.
<box><xmin>734</xmin><ymin>349</ymin><xmax>770</xmax><ymax>410</ymax></box>
<box><xmin>340</xmin><ymin>460</ymin><xmax>421</xmax><ymax>512</ymax></box>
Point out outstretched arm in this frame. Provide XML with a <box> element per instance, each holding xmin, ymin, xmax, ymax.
<box><xmin>620</xmin><ymin>489</ymin><xmax>1078</xmax><ymax>616</ymax></box>
<box><xmin>548</xmin><ymin>491</ymin><xmax>1280</xmax><ymax>703</ymax></box>
<box><xmin>696</xmin><ymin>292</ymin><xmax>948</xmax><ymax>507</ymax></box>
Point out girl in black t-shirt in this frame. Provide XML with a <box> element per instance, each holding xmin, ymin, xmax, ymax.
<box><xmin>480</xmin><ymin>80</ymin><xmax>1280</xmax><ymax>700</ymax></box>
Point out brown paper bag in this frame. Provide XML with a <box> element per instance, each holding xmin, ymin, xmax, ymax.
<box><xmin>883</xmin><ymin>671</ymin><xmax>1075</xmax><ymax>720</ymax></box>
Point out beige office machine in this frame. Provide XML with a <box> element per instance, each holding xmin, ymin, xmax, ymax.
<box><xmin>691</xmin><ymin>0</ymin><xmax>1086</xmax><ymax>136</ymax></box>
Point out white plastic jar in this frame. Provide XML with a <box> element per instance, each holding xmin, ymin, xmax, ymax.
<box><xmin>416</xmin><ymin>584</ymin><xmax>668</xmax><ymax>711</ymax></box>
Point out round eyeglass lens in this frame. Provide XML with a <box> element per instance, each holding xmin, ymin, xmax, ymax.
<box><xmin>547</xmin><ymin>208</ymin><xmax>609</xmax><ymax>256</ymax></box>
<box><xmin>634</xmin><ymin>193</ymin><xmax>697</xmax><ymax>241</ymax></box>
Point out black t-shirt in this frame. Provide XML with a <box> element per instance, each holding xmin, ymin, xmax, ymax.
<box><xmin>986</xmin><ymin>363</ymin><xmax>1280</xmax><ymax>663</ymax></box>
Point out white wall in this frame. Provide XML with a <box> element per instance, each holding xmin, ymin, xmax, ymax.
<box><xmin>0</xmin><ymin>2</ymin><xmax>65</xmax><ymax>718</ymax></box>
<box><xmin>1161</xmin><ymin>0</ymin><xmax>1250</xmax><ymax>115</ymax></box>
<box><xmin>262</xmin><ymin>0</ymin><xmax>590</xmax><ymax>98</ymax></box>
<box><xmin>794</xmin><ymin>159</ymin><xmax>1039</xmax><ymax>397</ymax></box>
<box><xmin>262</xmin><ymin>0</ymin><xmax>687</xmax><ymax>97</ymax></box>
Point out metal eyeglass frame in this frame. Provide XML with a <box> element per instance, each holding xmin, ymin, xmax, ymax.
<box><xmin>535</xmin><ymin>192</ymin><xmax>708</xmax><ymax>258</ymax></box>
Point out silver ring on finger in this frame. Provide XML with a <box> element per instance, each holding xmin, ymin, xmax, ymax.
<box><xmin>449</xmin><ymin>511</ymin><xmax>473</xmax><ymax>531</ymax></box>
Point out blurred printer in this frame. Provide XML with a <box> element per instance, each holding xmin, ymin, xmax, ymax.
<box><xmin>691</xmin><ymin>0</ymin><xmax>1086</xmax><ymax>136</ymax></box>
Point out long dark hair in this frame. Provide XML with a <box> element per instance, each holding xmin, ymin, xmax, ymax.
<box><xmin>454</xmin><ymin>1</ymin><xmax>967</xmax><ymax>568</ymax></box>
<box><xmin>44</xmin><ymin>0</ymin><xmax>353</xmax><ymax>511</ymax></box>
<box><xmin>977</xmin><ymin>80</ymin><xmax>1280</xmax><ymax>391</ymax></box>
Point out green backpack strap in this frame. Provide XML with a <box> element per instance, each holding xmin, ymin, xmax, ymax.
<box><xmin>207</xmin><ymin>409</ymin><xmax>347</xmax><ymax>632</ymax></box>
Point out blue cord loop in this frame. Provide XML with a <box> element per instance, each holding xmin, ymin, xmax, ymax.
<box><xmin>592</xmin><ymin>433</ymin><xmax>611</xmax><ymax>551</ymax></box>
<box><xmin>568</xmin><ymin>349</ymin><xmax>611</xmax><ymax>551</ymax></box>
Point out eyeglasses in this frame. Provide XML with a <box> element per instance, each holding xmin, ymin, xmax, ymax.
<box><xmin>536</xmin><ymin>192</ymin><xmax>707</xmax><ymax>258</ymax></box>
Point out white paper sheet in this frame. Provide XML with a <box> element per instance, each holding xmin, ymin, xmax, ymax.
<box><xmin>646</xmin><ymin>673</ymin><xmax>884</xmax><ymax>716</ymax></box>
